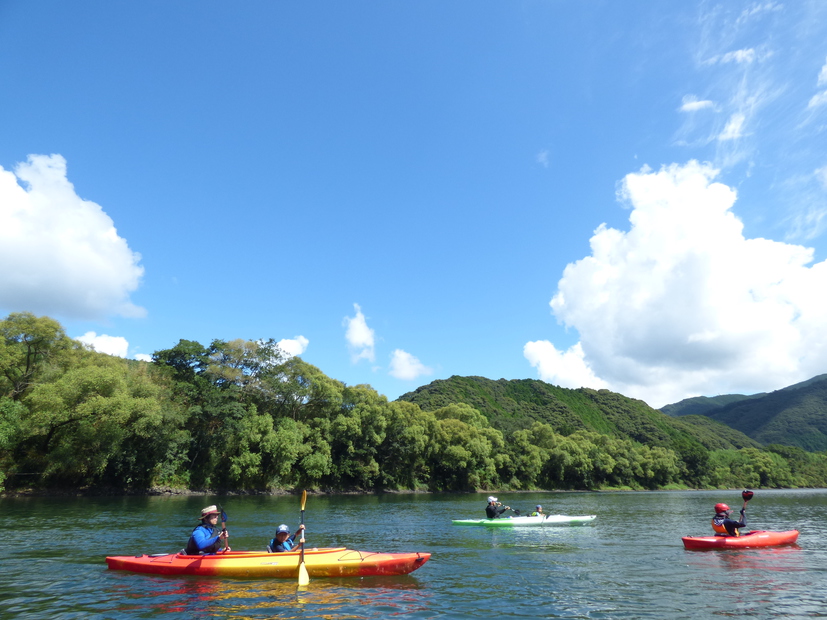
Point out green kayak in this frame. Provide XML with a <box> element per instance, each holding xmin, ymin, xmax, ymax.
<box><xmin>452</xmin><ymin>514</ymin><xmax>597</xmax><ymax>527</ymax></box>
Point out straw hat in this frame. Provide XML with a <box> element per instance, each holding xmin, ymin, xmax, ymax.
<box><xmin>200</xmin><ymin>505</ymin><xmax>220</xmax><ymax>519</ymax></box>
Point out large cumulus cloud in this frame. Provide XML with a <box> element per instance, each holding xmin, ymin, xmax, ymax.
<box><xmin>0</xmin><ymin>154</ymin><xmax>145</xmax><ymax>319</ymax></box>
<box><xmin>525</xmin><ymin>160</ymin><xmax>827</xmax><ymax>407</ymax></box>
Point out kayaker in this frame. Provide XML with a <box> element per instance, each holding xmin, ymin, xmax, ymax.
<box><xmin>530</xmin><ymin>505</ymin><xmax>545</xmax><ymax>516</ymax></box>
<box><xmin>185</xmin><ymin>505</ymin><xmax>230</xmax><ymax>555</ymax></box>
<box><xmin>486</xmin><ymin>496</ymin><xmax>511</xmax><ymax>518</ymax></box>
<box><xmin>712</xmin><ymin>502</ymin><xmax>747</xmax><ymax>536</ymax></box>
<box><xmin>267</xmin><ymin>523</ymin><xmax>306</xmax><ymax>552</ymax></box>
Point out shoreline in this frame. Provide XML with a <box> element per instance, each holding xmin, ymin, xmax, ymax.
<box><xmin>4</xmin><ymin>484</ymin><xmax>818</xmax><ymax>499</ymax></box>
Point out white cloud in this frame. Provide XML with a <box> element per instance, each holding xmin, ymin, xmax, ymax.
<box><xmin>388</xmin><ymin>349</ymin><xmax>432</xmax><ymax>380</ymax></box>
<box><xmin>134</xmin><ymin>353</ymin><xmax>153</xmax><ymax>362</ymax></box>
<box><xmin>736</xmin><ymin>2</ymin><xmax>782</xmax><ymax>27</ymax></box>
<box><xmin>817</xmin><ymin>57</ymin><xmax>827</xmax><ymax>87</ymax></box>
<box><xmin>343</xmin><ymin>303</ymin><xmax>375</xmax><ymax>363</ymax></box>
<box><xmin>721</xmin><ymin>48</ymin><xmax>756</xmax><ymax>64</ymax></box>
<box><xmin>0</xmin><ymin>154</ymin><xmax>145</xmax><ymax>320</ymax></box>
<box><xmin>524</xmin><ymin>341</ymin><xmax>608</xmax><ymax>390</ymax></box>
<box><xmin>679</xmin><ymin>95</ymin><xmax>714</xmax><ymax>112</ymax></box>
<box><xmin>816</xmin><ymin>166</ymin><xmax>827</xmax><ymax>189</ymax></box>
<box><xmin>718</xmin><ymin>113</ymin><xmax>746</xmax><ymax>140</ymax></box>
<box><xmin>526</xmin><ymin>161</ymin><xmax>827</xmax><ymax>408</ymax></box>
<box><xmin>278</xmin><ymin>335</ymin><xmax>309</xmax><ymax>358</ymax></box>
<box><xmin>537</xmin><ymin>150</ymin><xmax>550</xmax><ymax>168</ymax></box>
<box><xmin>76</xmin><ymin>331</ymin><xmax>129</xmax><ymax>357</ymax></box>
<box><xmin>807</xmin><ymin>91</ymin><xmax>827</xmax><ymax>109</ymax></box>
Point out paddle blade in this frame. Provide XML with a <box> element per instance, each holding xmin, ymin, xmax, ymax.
<box><xmin>742</xmin><ymin>489</ymin><xmax>754</xmax><ymax>501</ymax></box>
<box><xmin>298</xmin><ymin>561</ymin><xmax>310</xmax><ymax>586</ymax></box>
<box><xmin>301</xmin><ymin>489</ymin><xmax>307</xmax><ymax>511</ymax></box>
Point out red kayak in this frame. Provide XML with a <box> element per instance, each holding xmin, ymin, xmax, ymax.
<box><xmin>106</xmin><ymin>547</ymin><xmax>430</xmax><ymax>578</ymax></box>
<box><xmin>682</xmin><ymin>530</ymin><xmax>799</xmax><ymax>550</ymax></box>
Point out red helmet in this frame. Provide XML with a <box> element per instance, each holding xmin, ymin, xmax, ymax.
<box><xmin>714</xmin><ymin>503</ymin><xmax>730</xmax><ymax>513</ymax></box>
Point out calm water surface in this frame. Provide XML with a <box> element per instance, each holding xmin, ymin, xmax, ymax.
<box><xmin>2</xmin><ymin>489</ymin><xmax>826</xmax><ymax>619</ymax></box>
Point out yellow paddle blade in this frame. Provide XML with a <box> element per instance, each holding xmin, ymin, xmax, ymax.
<box><xmin>298</xmin><ymin>561</ymin><xmax>310</xmax><ymax>586</ymax></box>
<box><xmin>301</xmin><ymin>489</ymin><xmax>307</xmax><ymax>511</ymax></box>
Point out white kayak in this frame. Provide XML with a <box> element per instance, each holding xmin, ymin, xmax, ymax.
<box><xmin>452</xmin><ymin>514</ymin><xmax>596</xmax><ymax>527</ymax></box>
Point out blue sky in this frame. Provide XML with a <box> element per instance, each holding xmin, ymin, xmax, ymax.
<box><xmin>2</xmin><ymin>1</ymin><xmax>827</xmax><ymax>408</ymax></box>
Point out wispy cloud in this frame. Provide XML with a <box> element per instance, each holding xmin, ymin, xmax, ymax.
<box><xmin>718</xmin><ymin>112</ymin><xmax>746</xmax><ymax>140</ymax></box>
<box><xmin>735</xmin><ymin>1</ymin><xmax>783</xmax><ymax>27</ymax></box>
<box><xmin>817</xmin><ymin>57</ymin><xmax>827</xmax><ymax>87</ymax></box>
<box><xmin>536</xmin><ymin>150</ymin><xmax>550</xmax><ymax>168</ymax></box>
<box><xmin>388</xmin><ymin>349</ymin><xmax>432</xmax><ymax>380</ymax></box>
<box><xmin>721</xmin><ymin>48</ymin><xmax>756</xmax><ymax>64</ymax></box>
<box><xmin>680</xmin><ymin>95</ymin><xmax>715</xmax><ymax>112</ymax></box>
<box><xmin>343</xmin><ymin>303</ymin><xmax>375</xmax><ymax>363</ymax></box>
<box><xmin>816</xmin><ymin>166</ymin><xmax>827</xmax><ymax>189</ymax></box>
<box><xmin>807</xmin><ymin>91</ymin><xmax>827</xmax><ymax>109</ymax></box>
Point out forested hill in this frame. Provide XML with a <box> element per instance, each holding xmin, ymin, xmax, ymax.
<box><xmin>4</xmin><ymin>312</ymin><xmax>826</xmax><ymax>495</ymax></box>
<box><xmin>660</xmin><ymin>393</ymin><xmax>762</xmax><ymax>417</ymax></box>
<box><xmin>663</xmin><ymin>375</ymin><xmax>827</xmax><ymax>452</ymax></box>
<box><xmin>397</xmin><ymin>375</ymin><xmax>760</xmax><ymax>452</ymax></box>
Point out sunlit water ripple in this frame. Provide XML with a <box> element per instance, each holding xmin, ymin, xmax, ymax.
<box><xmin>1</xmin><ymin>489</ymin><xmax>825</xmax><ymax>619</ymax></box>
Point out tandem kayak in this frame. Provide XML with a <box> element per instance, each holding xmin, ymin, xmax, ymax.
<box><xmin>452</xmin><ymin>514</ymin><xmax>596</xmax><ymax>527</ymax></box>
<box><xmin>105</xmin><ymin>547</ymin><xmax>430</xmax><ymax>578</ymax></box>
<box><xmin>681</xmin><ymin>530</ymin><xmax>799</xmax><ymax>550</ymax></box>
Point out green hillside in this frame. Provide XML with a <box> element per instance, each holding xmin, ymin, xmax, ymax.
<box><xmin>661</xmin><ymin>374</ymin><xmax>827</xmax><ymax>419</ymax></box>
<box><xmin>397</xmin><ymin>375</ymin><xmax>760</xmax><ymax>452</ymax></box>
<box><xmin>660</xmin><ymin>393</ymin><xmax>761</xmax><ymax>417</ymax></box>
<box><xmin>698</xmin><ymin>378</ymin><xmax>827</xmax><ymax>451</ymax></box>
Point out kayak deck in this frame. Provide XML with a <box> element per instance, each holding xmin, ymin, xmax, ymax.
<box><xmin>106</xmin><ymin>547</ymin><xmax>430</xmax><ymax>578</ymax></box>
<box><xmin>452</xmin><ymin>514</ymin><xmax>596</xmax><ymax>527</ymax></box>
<box><xmin>681</xmin><ymin>530</ymin><xmax>799</xmax><ymax>550</ymax></box>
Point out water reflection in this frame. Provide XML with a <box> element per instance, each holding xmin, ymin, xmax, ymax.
<box><xmin>107</xmin><ymin>574</ymin><xmax>429</xmax><ymax>619</ymax></box>
<box><xmin>685</xmin><ymin>544</ymin><xmax>805</xmax><ymax>573</ymax></box>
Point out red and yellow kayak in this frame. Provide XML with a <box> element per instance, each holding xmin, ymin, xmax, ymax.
<box><xmin>681</xmin><ymin>530</ymin><xmax>799</xmax><ymax>550</ymax></box>
<box><xmin>106</xmin><ymin>547</ymin><xmax>430</xmax><ymax>578</ymax></box>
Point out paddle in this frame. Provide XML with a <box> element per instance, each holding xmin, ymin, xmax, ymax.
<box><xmin>737</xmin><ymin>489</ymin><xmax>753</xmax><ymax>536</ymax></box>
<box><xmin>297</xmin><ymin>490</ymin><xmax>309</xmax><ymax>586</ymax></box>
<box><xmin>218</xmin><ymin>504</ymin><xmax>230</xmax><ymax>553</ymax></box>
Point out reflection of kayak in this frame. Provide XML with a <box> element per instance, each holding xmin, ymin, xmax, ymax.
<box><xmin>106</xmin><ymin>547</ymin><xmax>430</xmax><ymax>578</ymax></box>
<box><xmin>452</xmin><ymin>514</ymin><xmax>597</xmax><ymax>527</ymax></box>
<box><xmin>681</xmin><ymin>530</ymin><xmax>799</xmax><ymax>550</ymax></box>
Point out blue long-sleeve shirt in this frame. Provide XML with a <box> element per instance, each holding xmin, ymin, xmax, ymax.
<box><xmin>186</xmin><ymin>524</ymin><xmax>221</xmax><ymax>555</ymax></box>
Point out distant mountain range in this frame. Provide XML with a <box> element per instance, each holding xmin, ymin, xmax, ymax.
<box><xmin>398</xmin><ymin>373</ymin><xmax>827</xmax><ymax>453</ymax></box>
<box><xmin>660</xmin><ymin>374</ymin><xmax>827</xmax><ymax>452</ymax></box>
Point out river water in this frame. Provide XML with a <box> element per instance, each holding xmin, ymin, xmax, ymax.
<box><xmin>2</xmin><ymin>488</ymin><xmax>825</xmax><ymax>619</ymax></box>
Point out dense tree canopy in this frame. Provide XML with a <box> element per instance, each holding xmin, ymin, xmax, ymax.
<box><xmin>1</xmin><ymin>314</ymin><xmax>826</xmax><ymax>494</ymax></box>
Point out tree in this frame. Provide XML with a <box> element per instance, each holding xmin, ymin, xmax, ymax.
<box><xmin>18</xmin><ymin>352</ymin><xmax>172</xmax><ymax>487</ymax></box>
<box><xmin>0</xmin><ymin>312</ymin><xmax>73</xmax><ymax>400</ymax></box>
<box><xmin>429</xmin><ymin>404</ymin><xmax>505</xmax><ymax>490</ymax></box>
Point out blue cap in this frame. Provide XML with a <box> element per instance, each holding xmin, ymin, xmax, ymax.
<box><xmin>276</xmin><ymin>524</ymin><xmax>290</xmax><ymax>534</ymax></box>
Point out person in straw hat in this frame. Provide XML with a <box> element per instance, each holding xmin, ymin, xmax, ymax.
<box><xmin>185</xmin><ymin>505</ymin><xmax>230</xmax><ymax>555</ymax></box>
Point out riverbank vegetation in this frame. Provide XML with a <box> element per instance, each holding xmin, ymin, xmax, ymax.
<box><xmin>2</xmin><ymin>312</ymin><xmax>826</xmax><ymax>494</ymax></box>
